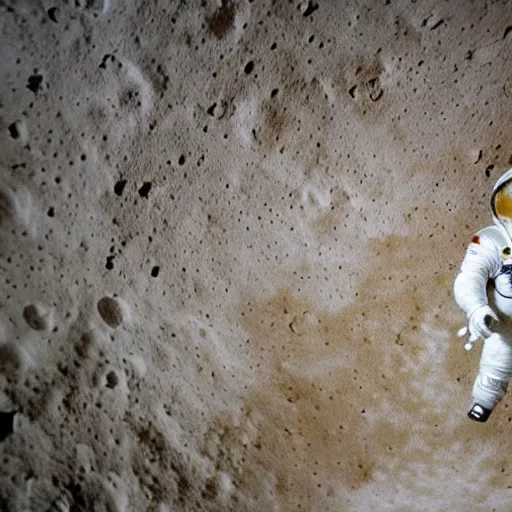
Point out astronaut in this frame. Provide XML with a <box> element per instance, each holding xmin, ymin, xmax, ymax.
<box><xmin>454</xmin><ymin>168</ymin><xmax>512</xmax><ymax>422</ymax></box>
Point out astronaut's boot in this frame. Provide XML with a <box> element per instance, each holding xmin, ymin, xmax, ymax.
<box><xmin>468</xmin><ymin>331</ymin><xmax>512</xmax><ymax>422</ymax></box>
<box><xmin>468</xmin><ymin>403</ymin><xmax>492</xmax><ymax>422</ymax></box>
<box><xmin>469</xmin><ymin>373</ymin><xmax>508</xmax><ymax>422</ymax></box>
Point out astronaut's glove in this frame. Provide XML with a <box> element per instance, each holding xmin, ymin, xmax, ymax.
<box><xmin>469</xmin><ymin>305</ymin><xmax>498</xmax><ymax>339</ymax></box>
<box><xmin>458</xmin><ymin>305</ymin><xmax>498</xmax><ymax>350</ymax></box>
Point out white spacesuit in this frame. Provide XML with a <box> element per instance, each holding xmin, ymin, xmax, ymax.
<box><xmin>454</xmin><ymin>168</ymin><xmax>512</xmax><ymax>422</ymax></box>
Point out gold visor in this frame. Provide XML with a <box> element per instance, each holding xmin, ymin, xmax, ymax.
<box><xmin>494</xmin><ymin>184</ymin><xmax>512</xmax><ymax>219</ymax></box>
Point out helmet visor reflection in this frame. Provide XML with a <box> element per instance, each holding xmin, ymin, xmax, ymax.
<box><xmin>494</xmin><ymin>183</ymin><xmax>512</xmax><ymax>220</ymax></box>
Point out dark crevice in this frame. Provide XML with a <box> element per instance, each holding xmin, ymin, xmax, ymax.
<box><xmin>99</xmin><ymin>54</ymin><xmax>112</xmax><ymax>69</ymax></box>
<box><xmin>138</xmin><ymin>182</ymin><xmax>152</xmax><ymax>198</ymax></box>
<box><xmin>430</xmin><ymin>19</ymin><xmax>444</xmax><ymax>30</ymax></box>
<box><xmin>0</xmin><ymin>412</ymin><xmax>16</xmax><ymax>442</ymax></box>
<box><xmin>302</xmin><ymin>1</ymin><xmax>319</xmax><ymax>17</ymax></box>
<box><xmin>114</xmin><ymin>180</ymin><xmax>127</xmax><ymax>197</ymax></box>
<box><xmin>106</xmin><ymin>255</ymin><xmax>115</xmax><ymax>270</ymax></box>
<box><xmin>47</xmin><ymin>7</ymin><xmax>58</xmax><ymax>22</ymax></box>
<box><xmin>8</xmin><ymin>123</ymin><xmax>19</xmax><ymax>139</ymax></box>
<box><xmin>27</xmin><ymin>74</ymin><xmax>43</xmax><ymax>94</ymax></box>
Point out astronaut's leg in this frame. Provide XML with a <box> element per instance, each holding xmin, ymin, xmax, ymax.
<box><xmin>469</xmin><ymin>332</ymin><xmax>512</xmax><ymax>422</ymax></box>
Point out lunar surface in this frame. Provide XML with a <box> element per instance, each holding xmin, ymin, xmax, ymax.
<box><xmin>1</xmin><ymin>0</ymin><xmax>512</xmax><ymax>510</ymax></box>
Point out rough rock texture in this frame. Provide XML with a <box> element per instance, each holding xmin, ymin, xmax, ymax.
<box><xmin>0</xmin><ymin>0</ymin><xmax>512</xmax><ymax>510</ymax></box>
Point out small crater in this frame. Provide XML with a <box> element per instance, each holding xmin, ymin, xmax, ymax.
<box><xmin>349</xmin><ymin>85</ymin><xmax>357</xmax><ymax>98</ymax></box>
<box><xmin>47</xmin><ymin>7</ymin><xmax>58</xmax><ymax>22</ymax></box>
<box><xmin>8</xmin><ymin>123</ymin><xmax>19</xmax><ymax>139</ymax></box>
<box><xmin>27</xmin><ymin>74</ymin><xmax>43</xmax><ymax>94</ymax></box>
<box><xmin>114</xmin><ymin>179</ymin><xmax>127</xmax><ymax>196</ymax></box>
<box><xmin>178</xmin><ymin>155</ymin><xmax>186</xmax><ymax>165</ymax></box>
<box><xmin>301</xmin><ymin>1</ymin><xmax>319</xmax><ymax>17</ymax></box>
<box><xmin>23</xmin><ymin>304</ymin><xmax>47</xmax><ymax>330</ymax></box>
<box><xmin>138</xmin><ymin>182</ymin><xmax>152</xmax><ymax>198</ymax></box>
<box><xmin>207</xmin><ymin>1</ymin><xmax>235</xmax><ymax>39</ymax></box>
<box><xmin>244</xmin><ymin>61</ymin><xmax>254</xmax><ymax>74</ymax></box>
<box><xmin>288</xmin><ymin>312</ymin><xmax>316</xmax><ymax>336</ymax></box>
<box><xmin>151</xmin><ymin>266</ymin><xmax>160</xmax><ymax>278</ymax></box>
<box><xmin>503</xmin><ymin>26</ymin><xmax>512</xmax><ymax>40</ymax></box>
<box><xmin>75</xmin><ymin>332</ymin><xmax>95</xmax><ymax>359</ymax></box>
<box><xmin>366</xmin><ymin>77</ymin><xmax>383</xmax><ymax>102</ymax></box>
<box><xmin>289</xmin><ymin>317</ymin><xmax>301</xmax><ymax>335</ymax></box>
<box><xmin>97</xmin><ymin>297</ymin><xmax>124</xmax><ymax>328</ymax></box>
<box><xmin>7</xmin><ymin>120</ymin><xmax>28</xmax><ymax>144</ymax></box>
<box><xmin>47</xmin><ymin>207</ymin><xmax>55</xmax><ymax>217</ymax></box>
<box><xmin>105</xmin><ymin>370</ymin><xmax>119</xmax><ymax>388</ymax></box>
<box><xmin>207</xmin><ymin>103</ymin><xmax>217</xmax><ymax>116</ymax></box>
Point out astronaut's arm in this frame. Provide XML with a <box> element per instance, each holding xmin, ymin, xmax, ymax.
<box><xmin>454</xmin><ymin>235</ymin><xmax>501</xmax><ymax>337</ymax></box>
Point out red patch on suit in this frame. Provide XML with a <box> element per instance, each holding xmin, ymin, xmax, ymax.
<box><xmin>472</xmin><ymin>235</ymin><xmax>480</xmax><ymax>244</ymax></box>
